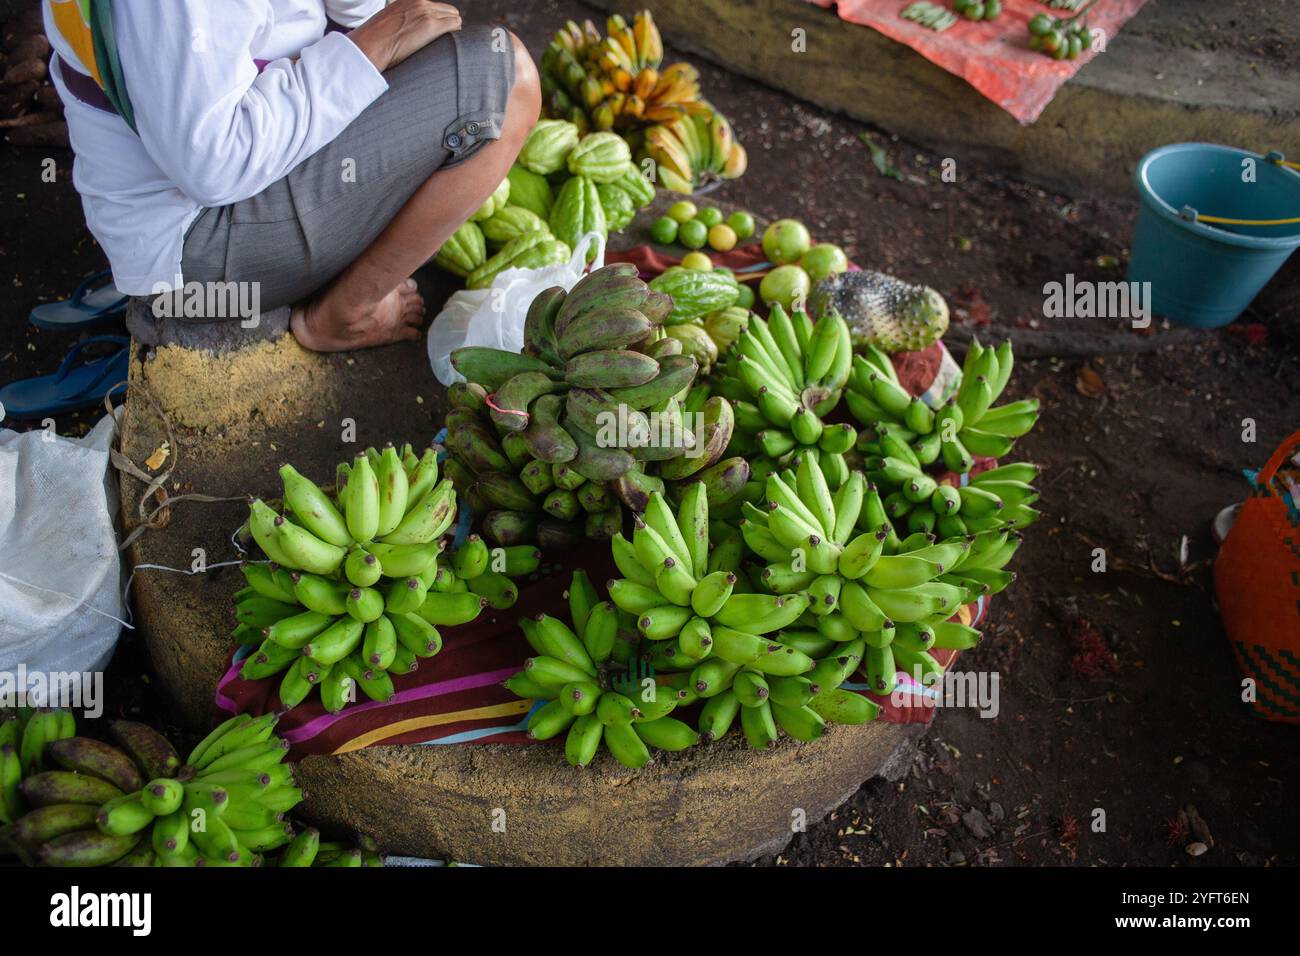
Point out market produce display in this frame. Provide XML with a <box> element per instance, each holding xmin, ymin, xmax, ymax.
<box><xmin>238</xmin><ymin>446</ymin><xmax>495</xmax><ymax>713</ymax></box>
<box><xmin>846</xmin><ymin>338</ymin><xmax>1041</xmax><ymax>533</ymax></box>
<box><xmin>809</xmin><ymin>270</ymin><xmax>950</xmax><ymax>353</ymax></box>
<box><xmin>540</xmin><ymin>12</ymin><xmax>747</xmax><ymax>193</ymax></box>
<box><xmin>713</xmin><ymin>304</ymin><xmax>856</xmax><ymax>490</ymax></box>
<box><xmin>1</xmin><ymin>710</ymin><xmax>376</xmax><ymax>867</ymax></box>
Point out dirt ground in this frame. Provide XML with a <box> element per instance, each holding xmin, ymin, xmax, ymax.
<box><xmin>2</xmin><ymin>0</ymin><xmax>1297</xmax><ymax>867</ymax></box>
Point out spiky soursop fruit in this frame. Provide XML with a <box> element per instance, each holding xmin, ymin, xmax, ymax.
<box><xmin>808</xmin><ymin>271</ymin><xmax>949</xmax><ymax>354</ymax></box>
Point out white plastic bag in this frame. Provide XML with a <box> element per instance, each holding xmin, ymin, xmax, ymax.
<box><xmin>0</xmin><ymin>412</ymin><xmax>124</xmax><ymax>684</ymax></box>
<box><xmin>428</xmin><ymin>232</ymin><xmax>606</xmax><ymax>386</ymax></box>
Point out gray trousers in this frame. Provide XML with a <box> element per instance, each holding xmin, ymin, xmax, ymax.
<box><xmin>129</xmin><ymin>24</ymin><xmax>514</xmax><ymax>347</ymax></box>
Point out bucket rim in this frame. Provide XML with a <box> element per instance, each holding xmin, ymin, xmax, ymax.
<box><xmin>1134</xmin><ymin>142</ymin><xmax>1300</xmax><ymax>251</ymax></box>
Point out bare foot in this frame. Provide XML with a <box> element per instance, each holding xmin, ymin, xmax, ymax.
<box><xmin>290</xmin><ymin>278</ymin><xmax>426</xmax><ymax>352</ymax></box>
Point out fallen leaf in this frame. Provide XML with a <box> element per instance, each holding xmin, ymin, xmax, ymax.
<box><xmin>859</xmin><ymin>133</ymin><xmax>903</xmax><ymax>181</ymax></box>
<box><xmin>145</xmin><ymin>442</ymin><xmax>170</xmax><ymax>471</ymax></box>
<box><xmin>1075</xmin><ymin>365</ymin><xmax>1105</xmax><ymax>398</ymax></box>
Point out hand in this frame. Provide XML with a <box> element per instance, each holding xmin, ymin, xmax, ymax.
<box><xmin>349</xmin><ymin>1</ymin><xmax>462</xmax><ymax>73</ymax></box>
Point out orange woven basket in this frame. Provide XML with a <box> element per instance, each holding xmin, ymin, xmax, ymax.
<box><xmin>1214</xmin><ymin>429</ymin><xmax>1300</xmax><ymax>724</ymax></box>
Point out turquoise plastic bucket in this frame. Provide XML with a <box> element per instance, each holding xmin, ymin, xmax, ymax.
<box><xmin>1127</xmin><ymin>144</ymin><xmax>1300</xmax><ymax>328</ymax></box>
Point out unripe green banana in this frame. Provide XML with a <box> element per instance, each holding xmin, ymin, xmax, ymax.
<box><xmin>96</xmin><ymin>791</ymin><xmax>156</xmax><ymax>836</ymax></box>
<box><xmin>345</xmin><ymin>454</ymin><xmax>381</xmax><ymax>544</ymax></box>
<box><xmin>140</xmin><ymin>777</ymin><xmax>184</xmax><ymax>816</ymax></box>
<box><xmin>278</xmin><ymin>827</ymin><xmax>320</xmax><ymax>867</ymax></box>
<box><xmin>302</xmin><ymin>616</ymin><xmax>365</xmax><ymax>666</ymax></box>
<box><xmin>241</xmin><ymin>562</ymin><xmax>298</xmax><ymax>603</ymax></box>
<box><xmin>609</xmin><ymin>578</ymin><xmax>663</xmax><ymax>615</ymax></box>
<box><xmin>345</xmin><ymin>586</ymin><xmax>385</xmax><ymax>624</ymax></box>
<box><xmin>278</xmin><ymin>656</ymin><xmax>315</xmax><ymax>710</ymax></box>
<box><xmin>564</xmin><ymin>714</ymin><xmax>604</xmax><ymax>767</ymax></box>
<box><xmin>273</xmin><ymin>515</ymin><xmax>346</xmax><ymax>575</ymax></box>
<box><xmin>637</xmin><ymin>604</ymin><xmax>693</xmax><ymax>640</ymax></box>
<box><xmin>362</xmin><ymin>544</ymin><xmax>437</xmax><ymax>583</ymax></box>
<box><xmin>808</xmin><ymin>688</ymin><xmax>880</xmax><ymax>724</ymax></box>
<box><xmin>698</xmin><ymin>689</ymin><xmax>741</xmax><ymax>741</ymax></box>
<box><xmin>382</xmin><ymin>478</ymin><xmax>456</xmax><ymax>546</ymax></box>
<box><xmin>603</xmin><ymin>721</ymin><xmax>652</xmax><ymax>768</ymax></box>
<box><xmin>389</xmin><ymin>612</ymin><xmax>442</xmax><ymax>657</ymax></box>
<box><xmin>633</xmin><ymin>717</ymin><xmax>699</xmax><ymax>752</ymax></box>
<box><xmin>582</xmin><ymin>601</ymin><xmax>619</xmax><ymax>664</ymax></box>
<box><xmin>280</xmin><ymin>464</ymin><xmax>351</xmax><ymax>548</ymax></box>
<box><xmin>709</xmin><ymin>626</ymin><xmax>777</xmax><ymax>666</ymax></box>
<box><xmin>18</xmin><ymin>770</ymin><xmax>123</xmax><ymax>809</ymax></box>
<box><xmin>415</xmin><ymin>589</ymin><xmax>486</xmax><ymax>627</ymax></box>
<box><xmin>528</xmin><ymin>614</ymin><xmax>597</xmax><ymax>676</ymax></box>
<box><xmin>558</xmin><ymin>681</ymin><xmax>601</xmax><ymax>717</ymax></box>
<box><xmin>384</xmin><ymin>576</ymin><xmax>428</xmax><ymax>615</ymax></box>
<box><xmin>655</xmin><ymin>557</ymin><xmax>697</xmax><ymax>607</ymax></box>
<box><xmin>264</xmin><ymin>609</ymin><xmax>333</xmax><ymax>649</ymax></box>
<box><xmin>733</xmin><ymin>670</ymin><xmax>769</xmax><ymax>708</ymax></box>
<box><xmin>527</xmin><ymin>699</ymin><xmax>576</xmax><ymax>741</ymax></box>
<box><xmin>740</xmin><ymin>699</ymin><xmax>779</xmax><ymax>751</ymax></box>
<box><xmin>452</xmin><ymin>535</ymin><xmax>490</xmax><ymax>579</ymax></box>
<box><xmin>292</xmin><ymin>572</ymin><xmax>349</xmax><ymax>615</ymax></box>
<box><xmin>466</xmin><ymin>570</ymin><xmax>518</xmax><ymax>610</ymax></box>
<box><xmin>374</xmin><ymin>446</ymin><xmax>410</xmax><ymax>537</ymax></box>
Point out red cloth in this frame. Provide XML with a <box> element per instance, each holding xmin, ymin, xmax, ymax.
<box><xmin>801</xmin><ymin>0</ymin><xmax>1150</xmax><ymax>124</ymax></box>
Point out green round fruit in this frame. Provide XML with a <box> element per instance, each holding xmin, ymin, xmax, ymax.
<box><xmin>759</xmin><ymin>264</ymin><xmax>812</xmax><ymax>311</ymax></box>
<box><xmin>726</xmin><ymin>211</ymin><xmax>756</xmax><ymax>240</ymax></box>
<box><xmin>681</xmin><ymin>251</ymin><xmax>713</xmax><ymax>271</ymax></box>
<box><xmin>713</xmin><ymin>266</ymin><xmax>735</xmax><ymax>279</ymax></box>
<box><xmin>734</xmin><ymin>283</ymin><xmax>756</xmax><ymax>310</ymax></box>
<box><xmin>696</xmin><ymin>206</ymin><xmax>723</xmax><ymax>228</ymax></box>
<box><xmin>801</xmin><ymin>243</ymin><xmax>849</xmax><ymax>283</ymax></box>
<box><xmin>679</xmin><ymin>219</ymin><xmax>709</xmax><ymax>250</ymax></box>
<box><xmin>650</xmin><ymin>216</ymin><xmax>679</xmax><ymax>245</ymax></box>
<box><xmin>708</xmin><ymin>223</ymin><xmax>738</xmax><ymax>252</ymax></box>
<box><xmin>762</xmin><ymin>219</ymin><xmax>812</xmax><ymax>265</ymax></box>
<box><xmin>667</xmin><ymin>201</ymin><xmax>698</xmax><ymax>223</ymax></box>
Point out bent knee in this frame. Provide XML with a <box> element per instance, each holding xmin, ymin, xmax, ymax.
<box><xmin>507</xmin><ymin>31</ymin><xmax>540</xmax><ymax>114</ymax></box>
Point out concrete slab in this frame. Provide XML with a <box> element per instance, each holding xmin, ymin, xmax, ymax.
<box><xmin>582</xmin><ymin>0</ymin><xmax>1300</xmax><ymax>195</ymax></box>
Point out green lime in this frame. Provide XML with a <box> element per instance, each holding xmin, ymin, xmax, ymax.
<box><xmin>734</xmin><ymin>283</ymin><xmax>756</xmax><ymax>310</ymax></box>
<box><xmin>667</xmin><ymin>201</ymin><xmax>698</xmax><ymax>223</ymax></box>
<box><xmin>679</xmin><ymin>219</ymin><xmax>708</xmax><ymax>250</ymax></box>
<box><xmin>726</xmin><ymin>211</ymin><xmax>756</xmax><ymax>240</ymax></box>
<box><xmin>696</xmin><ymin>206</ymin><xmax>723</xmax><ymax>228</ymax></box>
<box><xmin>650</xmin><ymin>216</ymin><xmax>679</xmax><ymax>245</ymax></box>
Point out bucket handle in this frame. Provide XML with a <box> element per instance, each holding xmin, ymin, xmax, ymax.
<box><xmin>1186</xmin><ymin>150</ymin><xmax>1300</xmax><ymax>227</ymax></box>
<box><xmin>1257</xmin><ymin>430</ymin><xmax>1300</xmax><ymax>489</ymax></box>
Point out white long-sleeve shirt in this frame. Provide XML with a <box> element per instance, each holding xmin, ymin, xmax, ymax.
<box><xmin>44</xmin><ymin>0</ymin><xmax>389</xmax><ymax>295</ymax></box>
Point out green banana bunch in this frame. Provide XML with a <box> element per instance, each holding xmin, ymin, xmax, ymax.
<box><xmin>502</xmin><ymin>570</ymin><xmax>701</xmax><ymax>769</ymax></box>
<box><xmin>847</xmin><ymin>338</ymin><xmax>1040</xmax><ymax>478</ymax></box>
<box><xmin>237</xmin><ymin>445</ymin><xmax>478</xmax><ymax>714</ymax></box>
<box><xmin>441</xmin><ymin>376</ymin><xmax>632</xmax><ymax>549</ymax></box>
<box><xmin>712</xmin><ymin>303</ymin><xmax>857</xmax><ymax>491</ymax></box>
<box><xmin>1</xmin><ymin>711</ymin><xmax>369</xmax><ymax>868</ymax></box>
<box><xmin>2</xmin><ymin>707</ymin><xmax>76</xmax><ymax>826</ymax></box>
<box><xmin>448</xmin><ymin>264</ymin><xmax>704</xmax><ymax>496</ymax></box>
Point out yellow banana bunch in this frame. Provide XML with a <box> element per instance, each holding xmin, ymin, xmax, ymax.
<box><xmin>643</xmin><ymin>109</ymin><xmax>749</xmax><ymax>194</ymax></box>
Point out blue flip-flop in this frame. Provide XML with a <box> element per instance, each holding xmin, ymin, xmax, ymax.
<box><xmin>0</xmin><ymin>335</ymin><xmax>129</xmax><ymax>419</ymax></box>
<box><xmin>29</xmin><ymin>270</ymin><xmax>128</xmax><ymax>330</ymax></box>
